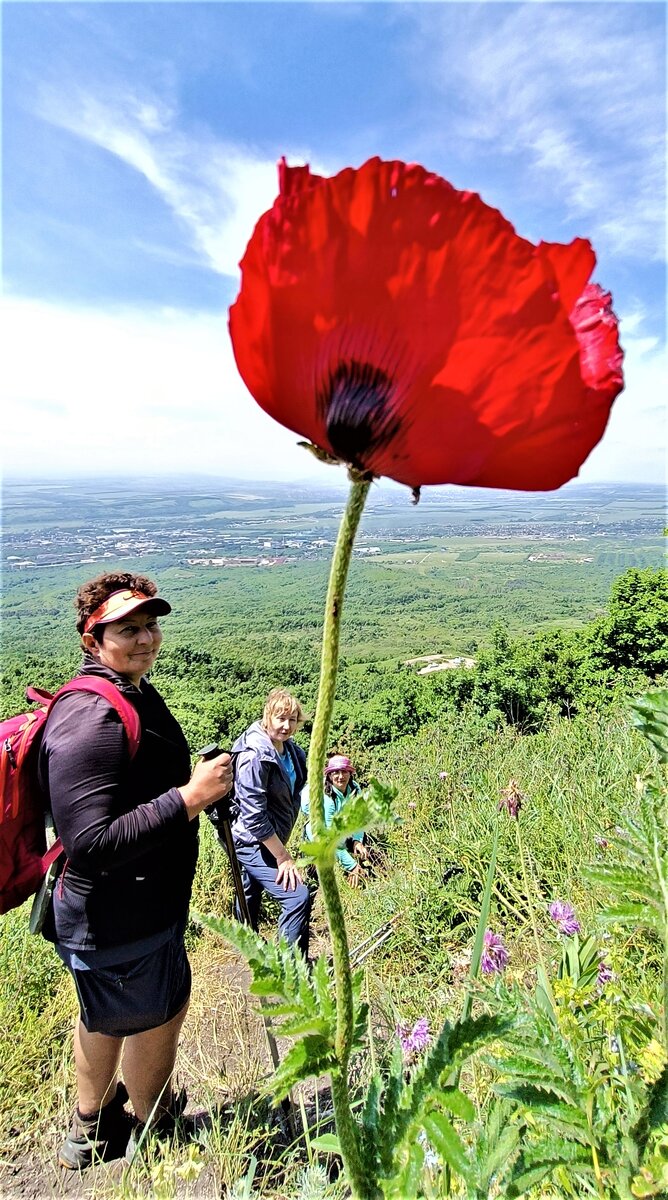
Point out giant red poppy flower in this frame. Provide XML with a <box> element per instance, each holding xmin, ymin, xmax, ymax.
<box><xmin>229</xmin><ymin>157</ymin><xmax>623</xmax><ymax>492</ymax></box>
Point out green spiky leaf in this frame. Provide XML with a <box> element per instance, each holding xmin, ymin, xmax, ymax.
<box><xmin>506</xmin><ymin>1146</ymin><xmax>592</xmax><ymax>1200</ymax></box>
<box><xmin>630</xmin><ymin>691</ymin><xmax>668</xmax><ymax>762</ymax></box>
<box><xmin>429</xmin><ymin>1086</ymin><xmax>475</xmax><ymax>1122</ymax></box>
<box><xmin>303</xmin><ymin>778</ymin><xmax>398</xmax><ymax>866</ymax></box>
<box><xmin>494</xmin><ymin>1087</ymin><xmax>591</xmax><ymax>1145</ymax></box>
<box><xmin>421</xmin><ymin>1112</ymin><xmax>473</xmax><ymax>1182</ymax></box>
<box><xmin>262</xmin><ymin>1036</ymin><xmax>337</xmax><ymax>1102</ymax></box>
<box><xmin>594</xmin><ymin>902</ymin><xmax>663</xmax><ymax>932</ymax></box>
<box><xmin>382</xmin><ymin>1138</ymin><xmax>425</xmax><ymax>1200</ymax></box>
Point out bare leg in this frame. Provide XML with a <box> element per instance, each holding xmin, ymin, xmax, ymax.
<box><xmin>121</xmin><ymin>999</ymin><xmax>189</xmax><ymax>1123</ymax></box>
<box><xmin>73</xmin><ymin>1020</ymin><xmax>123</xmax><ymax>1115</ymax></box>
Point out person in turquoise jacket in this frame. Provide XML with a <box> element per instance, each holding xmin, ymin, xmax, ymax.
<box><xmin>302</xmin><ymin>755</ymin><xmax>370</xmax><ymax>887</ymax></box>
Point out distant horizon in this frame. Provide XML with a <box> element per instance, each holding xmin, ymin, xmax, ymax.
<box><xmin>3</xmin><ymin>472</ymin><xmax>665</xmax><ymax>495</ymax></box>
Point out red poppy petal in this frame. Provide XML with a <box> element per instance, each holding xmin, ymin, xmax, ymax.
<box><xmin>229</xmin><ymin>157</ymin><xmax>624</xmax><ymax>491</ymax></box>
<box><xmin>538</xmin><ymin>239</ymin><xmax>596</xmax><ymax>316</ymax></box>
<box><xmin>571</xmin><ymin>284</ymin><xmax>625</xmax><ymax>397</ymax></box>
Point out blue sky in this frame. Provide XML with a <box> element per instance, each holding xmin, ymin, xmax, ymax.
<box><xmin>3</xmin><ymin>1</ymin><xmax>666</xmax><ymax>488</ymax></box>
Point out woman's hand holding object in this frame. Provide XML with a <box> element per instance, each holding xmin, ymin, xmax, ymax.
<box><xmin>179</xmin><ymin>753</ymin><xmax>234</xmax><ymax>819</ymax></box>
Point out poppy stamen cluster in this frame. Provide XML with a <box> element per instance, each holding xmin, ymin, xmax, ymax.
<box><xmin>318</xmin><ymin>360</ymin><xmax>400</xmax><ymax>470</ymax></box>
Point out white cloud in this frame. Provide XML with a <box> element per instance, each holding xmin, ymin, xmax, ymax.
<box><xmin>1</xmin><ymin>296</ymin><xmax>332</xmax><ymax>481</ymax></box>
<box><xmin>579</xmin><ymin>320</ymin><xmax>667</xmax><ymax>484</ymax></box>
<box><xmin>3</xmin><ymin>294</ymin><xmax>664</xmax><ymax>486</ymax></box>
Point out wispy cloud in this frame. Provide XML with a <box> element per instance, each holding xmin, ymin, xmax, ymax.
<box><xmin>34</xmin><ymin>84</ymin><xmax>284</xmax><ymax>277</ymax></box>
<box><xmin>409</xmin><ymin>3</ymin><xmax>665</xmax><ymax>260</ymax></box>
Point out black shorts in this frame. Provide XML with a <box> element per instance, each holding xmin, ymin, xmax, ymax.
<box><xmin>56</xmin><ymin>925</ymin><xmax>191</xmax><ymax>1038</ymax></box>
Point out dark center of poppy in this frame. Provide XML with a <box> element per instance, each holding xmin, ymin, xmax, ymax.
<box><xmin>317</xmin><ymin>360</ymin><xmax>401</xmax><ymax>469</ymax></box>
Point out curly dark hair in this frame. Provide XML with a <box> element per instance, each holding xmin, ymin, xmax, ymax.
<box><xmin>75</xmin><ymin>571</ymin><xmax>159</xmax><ymax>637</ymax></box>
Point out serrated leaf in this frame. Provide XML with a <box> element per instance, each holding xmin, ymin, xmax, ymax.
<box><xmin>198</xmin><ymin>911</ymin><xmax>278</xmax><ymax>969</ymax></box>
<box><xmin>383</xmin><ymin>1139</ymin><xmax>425</xmax><ymax>1200</ymax></box>
<box><xmin>262</xmin><ymin>1035</ymin><xmax>337</xmax><ymax>1102</ymax></box>
<box><xmin>506</xmin><ymin>1157</ymin><xmax>586</xmax><ymax>1199</ymax></box>
<box><xmin>361</xmin><ymin>1072</ymin><xmax>382</xmax><ymax>1158</ymax></box>
<box><xmin>597</xmin><ymin>903</ymin><xmax>663</xmax><ymax>931</ymax></box>
<box><xmin>429</xmin><ymin>1086</ymin><xmax>475</xmax><ymax>1122</ymax></box>
<box><xmin>352</xmin><ymin>999</ymin><xmax>370</xmax><ymax>1052</ymax></box>
<box><xmin>311</xmin><ymin>954</ymin><xmax>335</xmax><ymax>1015</ymax></box>
<box><xmin>495</xmin><ymin>1089</ymin><xmax>591</xmax><ymax>1145</ymax></box>
<box><xmin>479</xmin><ymin>1123</ymin><xmax>522</xmax><ymax>1186</ymax></box>
<box><xmin>493</xmin><ymin>1061</ymin><xmax>579</xmax><ymax>1106</ymax></box>
<box><xmin>275</xmin><ymin>1015</ymin><xmax>333</xmax><ymax>1039</ymax></box>
<box><xmin>304</xmin><ymin>779</ymin><xmax>398</xmax><ymax>866</ymax></box>
<box><xmin>376</xmin><ymin>1045</ymin><xmax>406</xmax><ymax>1168</ymax></box>
<box><xmin>646</xmin><ymin>1064</ymin><xmax>668</xmax><ymax>1133</ymax></box>
<box><xmin>377</xmin><ymin>1011</ymin><xmax>511</xmax><ymax>1174</ymax></box>
<box><xmin>421</xmin><ymin>1112</ymin><xmax>473</xmax><ymax>1182</ymax></box>
<box><xmin>520</xmin><ymin>1138</ymin><xmax>591</xmax><ymax>1170</ymax></box>
<box><xmin>630</xmin><ymin>691</ymin><xmax>668</xmax><ymax>761</ymax></box>
<box><xmin>584</xmin><ymin>865</ymin><xmax>663</xmax><ymax>902</ymax></box>
<box><xmin>449</xmin><ymin>1011</ymin><xmax>515</xmax><ymax>1065</ymax></box>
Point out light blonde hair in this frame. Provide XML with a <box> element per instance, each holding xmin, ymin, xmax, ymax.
<box><xmin>261</xmin><ymin>688</ymin><xmax>305</xmax><ymax>730</ymax></box>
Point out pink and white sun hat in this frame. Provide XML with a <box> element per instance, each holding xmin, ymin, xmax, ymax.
<box><xmin>325</xmin><ymin>755</ymin><xmax>354</xmax><ymax>775</ymax></box>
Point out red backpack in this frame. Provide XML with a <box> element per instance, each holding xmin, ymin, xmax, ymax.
<box><xmin>0</xmin><ymin>677</ymin><xmax>141</xmax><ymax>916</ymax></box>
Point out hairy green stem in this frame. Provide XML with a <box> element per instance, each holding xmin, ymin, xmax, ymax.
<box><xmin>307</xmin><ymin>475</ymin><xmax>371</xmax><ymax>1196</ymax></box>
<box><xmin>663</xmin><ymin>944</ymin><xmax>668</xmax><ymax>1053</ymax></box>
<box><xmin>651</xmin><ymin>808</ymin><xmax>668</xmax><ymax>1049</ymax></box>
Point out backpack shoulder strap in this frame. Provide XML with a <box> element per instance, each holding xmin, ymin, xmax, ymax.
<box><xmin>50</xmin><ymin>678</ymin><xmax>141</xmax><ymax>759</ymax></box>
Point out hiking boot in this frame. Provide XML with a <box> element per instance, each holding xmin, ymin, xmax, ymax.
<box><xmin>59</xmin><ymin>1081</ymin><xmax>133</xmax><ymax>1170</ymax></box>
<box><xmin>124</xmin><ymin>1088</ymin><xmax>195</xmax><ymax>1164</ymax></box>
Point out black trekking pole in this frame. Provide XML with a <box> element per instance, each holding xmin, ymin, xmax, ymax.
<box><xmin>198</xmin><ymin>745</ymin><xmax>296</xmax><ymax>1137</ymax></box>
<box><xmin>198</xmin><ymin>745</ymin><xmax>253</xmax><ymax>926</ymax></box>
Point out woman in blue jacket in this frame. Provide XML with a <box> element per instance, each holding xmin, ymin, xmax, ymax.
<box><xmin>230</xmin><ymin>689</ymin><xmax>310</xmax><ymax>955</ymax></box>
<box><xmin>303</xmin><ymin>755</ymin><xmax>370</xmax><ymax>888</ymax></box>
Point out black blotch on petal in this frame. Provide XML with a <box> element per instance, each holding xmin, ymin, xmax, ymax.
<box><xmin>317</xmin><ymin>360</ymin><xmax>401</xmax><ymax>469</ymax></box>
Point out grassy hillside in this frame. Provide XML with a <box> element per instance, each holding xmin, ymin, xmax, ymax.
<box><xmin>1</xmin><ymin>479</ymin><xmax>666</xmax><ymax>1197</ymax></box>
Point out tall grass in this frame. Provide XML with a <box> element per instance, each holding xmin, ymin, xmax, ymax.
<box><xmin>338</xmin><ymin>709</ymin><xmax>648</xmax><ymax>1019</ymax></box>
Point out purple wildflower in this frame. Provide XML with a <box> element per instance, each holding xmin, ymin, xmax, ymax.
<box><xmin>438</xmin><ymin>771</ymin><xmax>448</xmax><ymax>780</ymax></box>
<box><xmin>480</xmin><ymin>929</ymin><xmax>509</xmax><ymax>975</ymax></box>
<box><xmin>498</xmin><ymin>780</ymin><xmax>524</xmax><ymax>819</ymax></box>
<box><xmin>397</xmin><ymin>1017</ymin><xmax>431</xmax><ymax>1063</ymax></box>
<box><xmin>549</xmin><ymin>901</ymin><xmax>581</xmax><ymax>936</ymax></box>
<box><xmin>597</xmin><ymin>960</ymin><xmax>614</xmax><ymax>987</ymax></box>
<box><xmin>595</xmin><ymin>835</ymin><xmax>609</xmax><ymax>851</ymax></box>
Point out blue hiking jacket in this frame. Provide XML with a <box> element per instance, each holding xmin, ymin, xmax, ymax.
<box><xmin>231</xmin><ymin>721</ymin><xmax>307</xmax><ymax>849</ymax></box>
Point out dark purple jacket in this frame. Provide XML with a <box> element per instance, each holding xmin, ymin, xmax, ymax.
<box><xmin>38</xmin><ymin>658</ymin><xmax>195</xmax><ymax>950</ymax></box>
